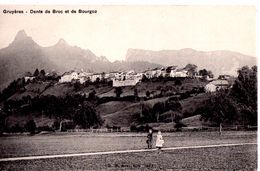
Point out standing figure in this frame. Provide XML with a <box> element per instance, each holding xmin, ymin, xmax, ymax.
<box><xmin>146</xmin><ymin>128</ymin><xmax>153</xmax><ymax>149</ymax></box>
<box><xmin>156</xmin><ymin>131</ymin><xmax>164</xmax><ymax>151</ymax></box>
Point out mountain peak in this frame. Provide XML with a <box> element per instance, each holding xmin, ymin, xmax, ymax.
<box><xmin>10</xmin><ymin>30</ymin><xmax>38</xmax><ymax>47</ymax></box>
<box><xmin>56</xmin><ymin>38</ymin><xmax>68</xmax><ymax>46</ymax></box>
<box><xmin>14</xmin><ymin>30</ymin><xmax>29</xmax><ymax>41</ymax></box>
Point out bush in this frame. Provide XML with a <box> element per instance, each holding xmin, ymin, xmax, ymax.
<box><xmin>61</xmin><ymin>121</ymin><xmax>75</xmax><ymax>131</ymax></box>
<box><xmin>175</xmin><ymin>79</ymin><xmax>182</xmax><ymax>86</ymax></box>
<box><xmin>25</xmin><ymin>119</ymin><xmax>37</xmax><ymax>134</ymax></box>
<box><xmin>130</xmin><ymin>125</ymin><xmax>137</xmax><ymax>132</ymax></box>
<box><xmin>9</xmin><ymin>123</ymin><xmax>24</xmax><ymax>133</ymax></box>
<box><xmin>52</xmin><ymin>121</ymin><xmax>60</xmax><ymax>130</ymax></box>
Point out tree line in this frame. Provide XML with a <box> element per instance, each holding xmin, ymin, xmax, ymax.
<box><xmin>0</xmin><ymin>94</ymin><xmax>103</xmax><ymax>134</ymax></box>
<box><xmin>197</xmin><ymin>66</ymin><xmax>257</xmax><ymax>126</ymax></box>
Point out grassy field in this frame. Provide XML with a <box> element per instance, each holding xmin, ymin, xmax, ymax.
<box><xmin>0</xmin><ymin>131</ymin><xmax>256</xmax><ymax>158</ymax></box>
<box><xmin>0</xmin><ymin>143</ymin><xmax>256</xmax><ymax>170</ymax></box>
<box><xmin>0</xmin><ymin>130</ymin><xmax>256</xmax><ymax>171</ymax></box>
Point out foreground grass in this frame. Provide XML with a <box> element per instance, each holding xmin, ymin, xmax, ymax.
<box><xmin>0</xmin><ymin>145</ymin><xmax>256</xmax><ymax>170</ymax></box>
<box><xmin>0</xmin><ymin>131</ymin><xmax>256</xmax><ymax>158</ymax></box>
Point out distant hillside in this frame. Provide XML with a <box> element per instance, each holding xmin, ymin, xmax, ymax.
<box><xmin>0</xmin><ymin>30</ymin><xmax>162</xmax><ymax>90</ymax></box>
<box><xmin>126</xmin><ymin>48</ymin><xmax>256</xmax><ymax>77</ymax></box>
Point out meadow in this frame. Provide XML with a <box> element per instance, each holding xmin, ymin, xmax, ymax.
<box><xmin>0</xmin><ymin>131</ymin><xmax>257</xmax><ymax>170</ymax></box>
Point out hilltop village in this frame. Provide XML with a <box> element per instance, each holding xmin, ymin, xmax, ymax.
<box><xmin>24</xmin><ymin>65</ymin><xmax>231</xmax><ymax>93</ymax></box>
<box><xmin>1</xmin><ymin>62</ymin><xmax>250</xmax><ymax>135</ymax></box>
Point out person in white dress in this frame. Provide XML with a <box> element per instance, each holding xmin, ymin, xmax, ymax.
<box><xmin>156</xmin><ymin>131</ymin><xmax>164</xmax><ymax>150</ymax></box>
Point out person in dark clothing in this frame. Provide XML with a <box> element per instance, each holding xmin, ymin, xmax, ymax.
<box><xmin>146</xmin><ymin>128</ymin><xmax>153</xmax><ymax>149</ymax></box>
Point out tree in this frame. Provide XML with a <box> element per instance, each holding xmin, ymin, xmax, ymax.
<box><xmin>40</xmin><ymin>69</ymin><xmax>45</xmax><ymax>76</ymax></box>
<box><xmin>25</xmin><ymin>119</ymin><xmax>37</xmax><ymax>134</ymax></box>
<box><xmin>175</xmin><ymin>79</ymin><xmax>182</xmax><ymax>86</ymax></box>
<box><xmin>73</xmin><ymin>102</ymin><xmax>102</xmax><ymax>128</ymax></box>
<box><xmin>95</xmin><ymin>77</ymin><xmax>100</xmax><ymax>83</ymax></box>
<box><xmin>160</xmin><ymin>88</ymin><xmax>167</xmax><ymax>96</ymax></box>
<box><xmin>101</xmin><ymin>72</ymin><xmax>106</xmax><ymax>83</ymax></box>
<box><xmin>153</xmin><ymin>102</ymin><xmax>165</xmax><ymax>122</ymax></box>
<box><xmin>165</xmin><ymin>98</ymin><xmax>182</xmax><ymax>123</ymax></box>
<box><xmin>231</xmin><ymin>66</ymin><xmax>257</xmax><ymax>106</ymax></box>
<box><xmin>0</xmin><ymin>110</ymin><xmax>7</xmax><ymax>135</ymax></box>
<box><xmin>88</xmin><ymin>90</ymin><xmax>96</xmax><ymax>101</ymax></box>
<box><xmin>197</xmin><ymin>90</ymin><xmax>238</xmax><ymax>134</ymax></box>
<box><xmin>39</xmin><ymin>69</ymin><xmax>46</xmax><ymax>80</ymax></box>
<box><xmin>140</xmin><ymin>104</ymin><xmax>154</xmax><ymax>123</ymax></box>
<box><xmin>33</xmin><ymin>69</ymin><xmax>40</xmax><ymax>77</ymax></box>
<box><xmin>199</xmin><ymin>69</ymin><xmax>208</xmax><ymax>76</ymax></box>
<box><xmin>207</xmin><ymin>70</ymin><xmax>214</xmax><ymax>78</ymax></box>
<box><xmin>165</xmin><ymin>98</ymin><xmax>182</xmax><ymax>113</ymax></box>
<box><xmin>184</xmin><ymin>64</ymin><xmax>198</xmax><ymax>76</ymax></box>
<box><xmin>199</xmin><ymin>69</ymin><xmax>209</xmax><ymax>80</ymax></box>
<box><xmin>146</xmin><ymin>91</ymin><xmax>151</xmax><ymax>98</ymax></box>
<box><xmin>142</xmin><ymin>74</ymin><xmax>148</xmax><ymax>82</ymax></box>
<box><xmin>114</xmin><ymin>87</ymin><xmax>123</xmax><ymax>98</ymax></box>
<box><xmin>134</xmin><ymin>88</ymin><xmax>138</xmax><ymax>101</ymax></box>
<box><xmin>230</xmin><ymin>66</ymin><xmax>257</xmax><ymax>125</ymax></box>
<box><xmin>73</xmin><ymin>80</ymin><xmax>81</xmax><ymax>91</ymax></box>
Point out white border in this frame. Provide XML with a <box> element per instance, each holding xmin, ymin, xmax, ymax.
<box><xmin>0</xmin><ymin>0</ymin><xmax>258</xmax><ymax>5</ymax></box>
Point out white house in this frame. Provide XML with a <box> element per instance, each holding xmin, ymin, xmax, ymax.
<box><xmin>151</xmin><ymin>68</ymin><xmax>162</xmax><ymax>78</ymax></box>
<box><xmin>59</xmin><ymin>71</ymin><xmax>79</xmax><ymax>83</ymax></box>
<box><xmin>77</xmin><ymin>72</ymin><xmax>92</xmax><ymax>84</ymax></box>
<box><xmin>25</xmin><ymin>76</ymin><xmax>35</xmax><ymax>82</ymax></box>
<box><xmin>171</xmin><ymin>70</ymin><xmax>188</xmax><ymax>77</ymax></box>
<box><xmin>126</xmin><ymin>70</ymin><xmax>136</xmax><ymax>79</ymax></box>
<box><xmin>165</xmin><ymin>66</ymin><xmax>177</xmax><ymax>77</ymax></box>
<box><xmin>90</xmin><ymin>73</ymin><xmax>102</xmax><ymax>82</ymax></box>
<box><xmin>205</xmin><ymin>79</ymin><xmax>230</xmax><ymax>92</ymax></box>
<box><xmin>144</xmin><ymin>70</ymin><xmax>153</xmax><ymax>78</ymax></box>
<box><xmin>160</xmin><ymin>68</ymin><xmax>167</xmax><ymax>77</ymax></box>
<box><xmin>205</xmin><ymin>83</ymin><xmax>217</xmax><ymax>92</ymax></box>
<box><xmin>112</xmin><ymin>70</ymin><xmax>143</xmax><ymax>87</ymax></box>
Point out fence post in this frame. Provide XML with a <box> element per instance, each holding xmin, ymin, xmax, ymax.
<box><xmin>219</xmin><ymin>123</ymin><xmax>222</xmax><ymax>135</ymax></box>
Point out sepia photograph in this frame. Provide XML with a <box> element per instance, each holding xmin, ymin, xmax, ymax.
<box><xmin>0</xmin><ymin>4</ymin><xmax>257</xmax><ymax>170</ymax></box>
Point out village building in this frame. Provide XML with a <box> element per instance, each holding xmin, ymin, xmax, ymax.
<box><xmin>24</xmin><ymin>72</ymin><xmax>35</xmax><ymax>82</ymax></box>
<box><xmin>144</xmin><ymin>70</ymin><xmax>153</xmax><ymax>78</ymax></box>
<box><xmin>125</xmin><ymin>70</ymin><xmax>136</xmax><ymax>79</ymax></box>
<box><xmin>104</xmin><ymin>73</ymin><xmax>111</xmax><ymax>79</ymax></box>
<box><xmin>218</xmin><ymin>74</ymin><xmax>231</xmax><ymax>80</ymax></box>
<box><xmin>171</xmin><ymin>69</ymin><xmax>189</xmax><ymax>78</ymax></box>
<box><xmin>112</xmin><ymin>70</ymin><xmax>142</xmax><ymax>87</ymax></box>
<box><xmin>112</xmin><ymin>77</ymin><xmax>141</xmax><ymax>87</ymax></box>
<box><xmin>165</xmin><ymin>66</ymin><xmax>177</xmax><ymax>77</ymax></box>
<box><xmin>90</xmin><ymin>73</ymin><xmax>103</xmax><ymax>82</ymax></box>
<box><xmin>160</xmin><ymin>67</ymin><xmax>167</xmax><ymax>77</ymax></box>
<box><xmin>59</xmin><ymin>71</ymin><xmax>79</xmax><ymax>83</ymax></box>
<box><xmin>151</xmin><ymin>68</ymin><xmax>162</xmax><ymax>78</ymax></box>
<box><xmin>103</xmin><ymin>72</ymin><xmax>120</xmax><ymax>81</ymax></box>
<box><xmin>77</xmin><ymin>72</ymin><xmax>92</xmax><ymax>84</ymax></box>
<box><xmin>205</xmin><ymin>79</ymin><xmax>230</xmax><ymax>93</ymax></box>
<box><xmin>24</xmin><ymin>76</ymin><xmax>35</xmax><ymax>82</ymax></box>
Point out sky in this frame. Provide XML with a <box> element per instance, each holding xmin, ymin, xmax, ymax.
<box><xmin>0</xmin><ymin>5</ymin><xmax>256</xmax><ymax>61</ymax></box>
